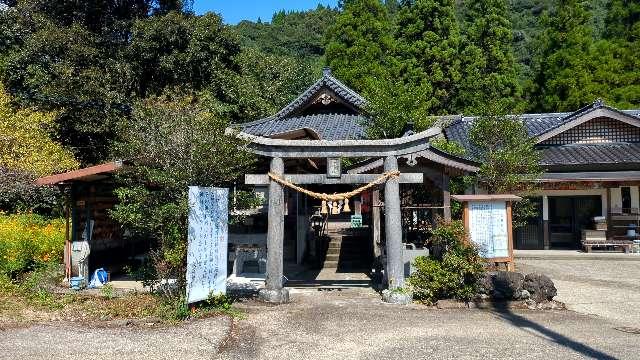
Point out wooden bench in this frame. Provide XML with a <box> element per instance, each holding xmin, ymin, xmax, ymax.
<box><xmin>582</xmin><ymin>238</ymin><xmax>634</xmax><ymax>253</ymax></box>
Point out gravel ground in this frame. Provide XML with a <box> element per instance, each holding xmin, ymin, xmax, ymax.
<box><xmin>0</xmin><ymin>316</ymin><xmax>231</xmax><ymax>360</ymax></box>
<box><xmin>216</xmin><ymin>289</ymin><xmax>638</xmax><ymax>360</ymax></box>
<box><xmin>517</xmin><ymin>258</ymin><xmax>640</xmax><ymax>327</ymax></box>
<box><xmin>3</xmin><ymin>266</ymin><xmax>640</xmax><ymax>360</ymax></box>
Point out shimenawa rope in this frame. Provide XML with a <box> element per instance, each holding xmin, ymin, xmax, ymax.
<box><xmin>266</xmin><ymin>170</ymin><xmax>400</xmax><ymax>202</ymax></box>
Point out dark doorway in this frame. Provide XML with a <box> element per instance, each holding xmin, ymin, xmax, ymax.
<box><xmin>621</xmin><ymin>187</ymin><xmax>631</xmax><ymax>213</ymax></box>
<box><xmin>549</xmin><ymin>196</ymin><xmax>602</xmax><ymax>249</ymax></box>
<box><xmin>515</xmin><ymin>197</ymin><xmax>544</xmax><ymax>249</ymax></box>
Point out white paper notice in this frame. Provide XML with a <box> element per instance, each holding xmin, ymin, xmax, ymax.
<box><xmin>469</xmin><ymin>201</ymin><xmax>509</xmax><ymax>259</ymax></box>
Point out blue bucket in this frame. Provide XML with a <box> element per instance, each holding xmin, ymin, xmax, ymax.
<box><xmin>70</xmin><ymin>276</ymin><xmax>84</xmax><ymax>290</ymax></box>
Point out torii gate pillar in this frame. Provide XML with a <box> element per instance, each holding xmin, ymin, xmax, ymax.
<box><xmin>258</xmin><ymin>157</ymin><xmax>290</xmax><ymax>303</ymax></box>
<box><xmin>383</xmin><ymin>155</ymin><xmax>404</xmax><ymax>289</ymax></box>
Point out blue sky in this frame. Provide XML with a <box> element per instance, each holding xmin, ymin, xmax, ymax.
<box><xmin>193</xmin><ymin>0</ymin><xmax>338</xmax><ymax>24</ymax></box>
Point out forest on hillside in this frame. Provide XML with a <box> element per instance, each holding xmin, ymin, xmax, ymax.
<box><xmin>0</xmin><ymin>0</ymin><xmax>638</xmax><ymax>167</ymax></box>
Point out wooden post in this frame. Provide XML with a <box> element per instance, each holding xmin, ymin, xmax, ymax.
<box><xmin>383</xmin><ymin>156</ymin><xmax>404</xmax><ymax>290</ymax></box>
<box><xmin>372</xmin><ymin>189</ymin><xmax>381</xmax><ymax>258</ymax></box>
<box><xmin>506</xmin><ymin>201</ymin><xmax>515</xmax><ymax>271</ymax></box>
<box><xmin>542</xmin><ymin>195</ymin><xmax>550</xmax><ymax>250</ymax></box>
<box><xmin>64</xmin><ymin>188</ymin><xmax>71</xmax><ymax>281</ymax></box>
<box><xmin>259</xmin><ymin>157</ymin><xmax>290</xmax><ymax>303</ymax></box>
<box><xmin>442</xmin><ymin>172</ymin><xmax>451</xmax><ymax>221</ymax></box>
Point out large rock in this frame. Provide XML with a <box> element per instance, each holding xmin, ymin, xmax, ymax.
<box><xmin>479</xmin><ymin>271</ymin><xmax>525</xmax><ymax>300</ymax></box>
<box><xmin>523</xmin><ymin>273</ymin><xmax>557</xmax><ymax>302</ymax></box>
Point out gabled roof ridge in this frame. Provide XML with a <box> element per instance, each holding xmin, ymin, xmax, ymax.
<box><xmin>272</xmin><ymin>68</ymin><xmax>367</xmax><ymax>120</ymax></box>
<box><xmin>534</xmin><ymin>99</ymin><xmax>640</xmax><ymax>140</ymax></box>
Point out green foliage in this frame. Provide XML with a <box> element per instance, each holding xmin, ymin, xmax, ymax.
<box><xmin>408</xmin><ymin>220</ymin><xmax>485</xmax><ymax>304</ymax></box>
<box><xmin>234</xmin><ymin>5</ymin><xmax>338</xmax><ymax>59</ymax></box>
<box><xmin>430</xmin><ymin>137</ymin><xmax>466</xmax><ymax>156</ymax></box>
<box><xmin>468</xmin><ymin>103</ymin><xmax>542</xmax><ymax>228</ymax></box>
<box><xmin>456</xmin><ymin>0</ymin><xmax>522</xmax><ymax>113</ymax></box>
<box><xmin>109</xmin><ymin>97</ymin><xmax>255</xmax><ymax>296</ymax></box>
<box><xmin>0</xmin><ymin>89</ymin><xmax>78</xmax><ymax>176</ymax></box>
<box><xmin>394</xmin><ymin>0</ymin><xmax>462</xmax><ymax>115</ymax></box>
<box><xmin>0</xmin><ymin>213</ymin><xmax>66</xmax><ymax>278</ymax></box>
<box><xmin>0</xmin><ymin>168</ymin><xmax>60</xmax><ymax>214</ymax></box>
<box><xmin>229</xmin><ymin>48</ymin><xmax>316</xmax><ymax>121</ymax></box>
<box><xmin>0</xmin><ymin>3</ymin><xmax>242</xmax><ymax>164</ymax></box>
<box><xmin>468</xmin><ymin>104</ymin><xmax>542</xmax><ymax>194</ymax></box>
<box><xmin>205</xmin><ymin>292</ymin><xmax>233</xmax><ymax>311</ymax></box>
<box><xmin>325</xmin><ymin>0</ymin><xmax>395</xmax><ymax>97</ymax></box>
<box><xmin>366</xmin><ymin>0</ymin><xmax>464</xmax><ymax>139</ymax></box>
<box><xmin>126</xmin><ymin>12</ymin><xmax>240</xmax><ymax>98</ymax></box>
<box><xmin>100</xmin><ymin>284</ymin><xmax>115</xmax><ymax>299</ymax></box>
<box><xmin>530</xmin><ymin>0</ymin><xmax>596</xmax><ymax>111</ymax></box>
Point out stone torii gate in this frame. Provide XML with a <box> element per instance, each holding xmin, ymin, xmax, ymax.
<box><xmin>239</xmin><ymin>128</ymin><xmax>447</xmax><ymax>303</ymax></box>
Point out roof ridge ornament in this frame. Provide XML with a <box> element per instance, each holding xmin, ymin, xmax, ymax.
<box><xmin>323</xmin><ymin>66</ymin><xmax>332</xmax><ymax>76</ymax></box>
<box><xmin>593</xmin><ymin>98</ymin><xmax>604</xmax><ymax>108</ymax></box>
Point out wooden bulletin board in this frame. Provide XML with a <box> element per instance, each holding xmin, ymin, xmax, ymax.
<box><xmin>453</xmin><ymin>195</ymin><xmax>521</xmax><ymax>271</ymax></box>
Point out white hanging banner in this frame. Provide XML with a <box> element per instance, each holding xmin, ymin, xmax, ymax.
<box><xmin>186</xmin><ymin>186</ymin><xmax>228</xmax><ymax>304</ymax></box>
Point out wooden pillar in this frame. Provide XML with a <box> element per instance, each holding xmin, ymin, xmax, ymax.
<box><xmin>442</xmin><ymin>172</ymin><xmax>451</xmax><ymax>221</ymax></box>
<box><xmin>542</xmin><ymin>195</ymin><xmax>550</xmax><ymax>250</ymax></box>
<box><xmin>606</xmin><ymin>187</ymin><xmax>612</xmax><ymax>240</ymax></box>
<box><xmin>64</xmin><ymin>187</ymin><xmax>71</xmax><ymax>281</ymax></box>
<box><xmin>383</xmin><ymin>156</ymin><xmax>404</xmax><ymax>289</ymax></box>
<box><xmin>259</xmin><ymin>157</ymin><xmax>290</xmax><ymax>303</ymax></box>
<box><xmin>372</xmin><ymin>189</ymin><xmax>381</xmax><ymax>258</ymax></box>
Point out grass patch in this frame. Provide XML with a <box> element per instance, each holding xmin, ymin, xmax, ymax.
<box><xmin>0</xmin><ymin>265</ymin><xmax>243</xmax><ymax>325</ymax></box>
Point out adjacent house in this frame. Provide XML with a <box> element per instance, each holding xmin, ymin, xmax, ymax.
<box><xmin>445</xmin><ymin>100</ymin><xmax>640</xmax><ymax>250</ymax></box>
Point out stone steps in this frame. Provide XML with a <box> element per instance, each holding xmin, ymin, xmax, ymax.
<box><xmin>322</xmin><ymin>230</ymin><xmax>371</xmax><ymax>270</ymax></box>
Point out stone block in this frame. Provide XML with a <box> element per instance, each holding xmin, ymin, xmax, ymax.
<box><xmin>258</xmin><ymin>288</ymin><xmax>290</xmax><ymax>304</ymax></box>
<box><xmin>382</xmin><ymin>289</ymin><xmax>412</xmax><ymax>305</ymax></box>
<box><xmin>523</xmin><ymin>273</ymin><xmax>557</xmax><ymax>303</ymax></box>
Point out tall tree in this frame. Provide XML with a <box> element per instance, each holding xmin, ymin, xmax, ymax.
<box><xmin>468</xmin><ymin>102</ymin><xmax>542</xmax><ymax>227</ymax></box>
<box><xmin>394</xmin><ymin>0</ymin><xmax>462</xmax><ymax>115</ymax></box>
<box><xmin>456</xmin><ymin>0</ymin><xmax>522</xmax><ymax>113</ymax></box>
<box><xmin>530</xmin><ymin>0</ymin><xmax>596</xmax><ymax>112</ymax></box>
<box><xmin>589</xmin><ymin>0</ymin><xmax>640</xmax><ymax>108</ymax></box>
<box><xmin>325</xmin><ymin>0</ymin><xmax>395</xmax><ymax>97</ymax></box>
<box><xmin>0</xmin><ymin>2</ymin><xmax>241</xmax><ymax>164</ymax></box>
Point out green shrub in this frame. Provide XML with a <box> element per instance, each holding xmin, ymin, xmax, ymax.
<box><xmin>0</xmin><ymin>213</ymin><xmax>65</xmax><ymax>277</ymax></box>
<box><xmin>409</xmin><ymin>220</ymin><xmax>485</xmax><ymax>305</ymax></box>
<box><xmin>205</xmin><ymin>292</ymin><xmax>233</xmax><ymax>311</ymax></box>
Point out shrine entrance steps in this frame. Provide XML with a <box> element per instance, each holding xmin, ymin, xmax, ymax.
<box><xmin>322</xmin><ymin>223</ymin><xmax>372</xmax><ymax>272</ymax></box>
<box><xmin>283</xmin><ymin>225</ymin><xmax>372</xmax><ymax>289</ymax></box>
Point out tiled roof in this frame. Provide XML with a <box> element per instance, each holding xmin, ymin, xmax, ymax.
<box><xmin>241</xmin><ymin>113</ymin><xmax>368</xmax><ymax>140</ymax></box>
<box><xmin>541</xmin><ymin>143</ymin><xmax>640</xmax><ymax>167</ymax></box>
<box><xmin>273</xmin><ymin>68</ymin><xmax>367</xmax><ymax>120</ymax></box>
<box><xmin>444</xmin><ymin>103</ymin><xmax>640</xmax><ymax>157</ymax></box>
<box><xmin>236</xmin><ymin>68</ymin><xmax>370</xmax><ymax>141</ymax></box>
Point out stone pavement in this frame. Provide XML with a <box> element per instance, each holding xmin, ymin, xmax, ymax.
<box><xmin>517</xmin><ymin>256</ymin><xmax>640</xmax><ymax>327</ymax></box>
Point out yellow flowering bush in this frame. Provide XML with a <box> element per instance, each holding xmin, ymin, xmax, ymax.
<box><xmin>0</xmin><ymin>213</ymin><xmax>65</xmax><ymax>277</ymax></box>
<box><xmin>0</xmin><ymin>89</ymin><xmax>79</xmax><ymax>177</ymax></box>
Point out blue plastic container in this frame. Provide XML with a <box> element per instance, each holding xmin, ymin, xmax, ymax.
<box><xmin>70</xmin><ymin>276</ymin><xmax>84</xmax><ymax>290</ymax></box>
